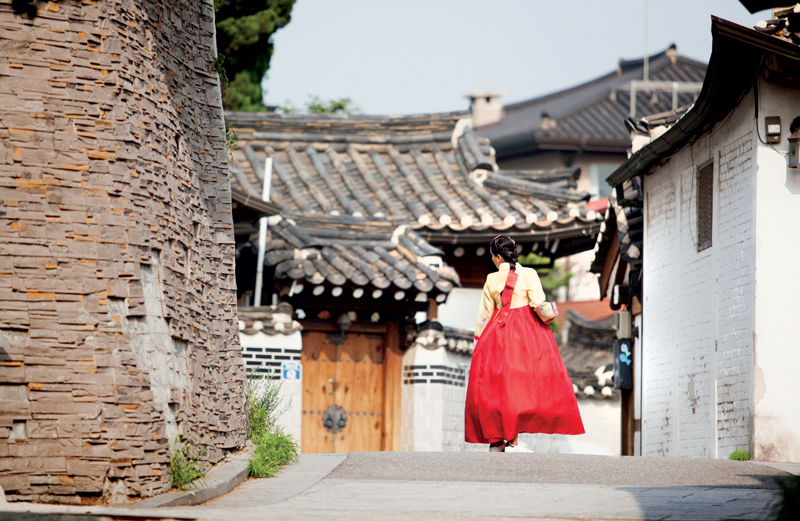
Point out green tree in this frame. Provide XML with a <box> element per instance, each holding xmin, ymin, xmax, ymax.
<box><xmin>520</xmin><ymin>253</ymin><xmax>574</xmax><ymax>302</ymax></box>
<box><xmin>279</xmin><ymin>96</ymin><xmax>361</xmax><ymax>115</ymax></box>
<box><xmin>214</xmin><ymin>0</ymin><xmax>295</xmax><ymax>111</ymax></box>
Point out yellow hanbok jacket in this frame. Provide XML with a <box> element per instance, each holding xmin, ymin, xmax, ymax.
<box><xmin>473</xmin><ymin>263</ymin><xmax>558</xmax><ymax>342</ymax></box>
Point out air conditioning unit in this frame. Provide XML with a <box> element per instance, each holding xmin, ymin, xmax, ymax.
<box><xmin>612</xmin><ymin>310</ymin><xmax>632</xmax><ymax>340</ymax></box>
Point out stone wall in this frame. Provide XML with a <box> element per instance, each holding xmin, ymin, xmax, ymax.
<box><xmin>0</xmin><ymin>0</ymin><xmax>247</xmax><ymax>502</ymax></box>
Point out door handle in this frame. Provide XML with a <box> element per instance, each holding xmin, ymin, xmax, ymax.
<box><xmin>328</xmin><ymin>379</ymin><xmax>337</xmax><ymax>394</ymax></box>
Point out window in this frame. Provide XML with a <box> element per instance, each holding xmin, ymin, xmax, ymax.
<box><xmin>696</xmin><ymin>161</ymin><xmax>713</xmax><ymax>251</ymax></box>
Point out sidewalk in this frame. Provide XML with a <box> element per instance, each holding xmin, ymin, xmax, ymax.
<box><xmin>2</xmin><ymin>452</ymin><xmax>796</xmax><ymax>521</ymax></box>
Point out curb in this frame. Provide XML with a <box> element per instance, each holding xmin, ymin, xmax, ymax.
<box><xmin>750</xmin><ymin>461</ymin><xmax>800</xmax><ymax>476</ymax></box>
<box><xmin>130</xmin><ymin>446</ymin><xmax>254</xmax><ymax>509</ymax></box>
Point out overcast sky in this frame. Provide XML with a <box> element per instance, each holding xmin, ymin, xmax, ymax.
<box><xmin>262</xmin><ymin>1</ymin><xmax>765</xmax><ymax>115</ymax></box>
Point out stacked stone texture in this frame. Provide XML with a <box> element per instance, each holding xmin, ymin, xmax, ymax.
<box><xmin>0</xmin><ymin>0</ymin><xmax>247</xmax><ymax>502</ymax></box>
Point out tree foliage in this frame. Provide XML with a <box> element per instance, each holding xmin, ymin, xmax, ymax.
<box><xmin>279</xmin><ymin>96</ymin><xmax>361</xmax><ymax>115</ymax></box>
<box><xmin>214</xmin><ymin>0</ymin><xmax>295</xmax><ymax>111</ymax></box>
<box><xmin>520</xmin><ymin>253</ymin><xmax>574</xmax><ymax>301</ymax></box>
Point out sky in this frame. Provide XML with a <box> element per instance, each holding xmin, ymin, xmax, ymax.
<box><xmin>262</xmin><ymin>1</ymin><xmax>765</xmax><ymax>115</ymax></box>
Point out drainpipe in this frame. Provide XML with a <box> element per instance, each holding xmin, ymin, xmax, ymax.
<box><xmin>253</xmin><ymin>157</ymin><xmax>273</xmax><ymax>307</ymax></box>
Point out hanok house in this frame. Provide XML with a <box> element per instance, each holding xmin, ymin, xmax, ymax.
<box><xmin>596</xmin><ymin>15</ymin><xmax>800</xmax><ymax>462</ymax></box>
<box><xmin>226</xmin><ymin>111</ymin><xmax>604</xmax><ymax>452</ymax></box>
<box><xmin>474</xmin><ymin>46</ymin><xmax>707</xmax><ymax>200</ymax></box>
<box><xmin>468</xmin><ymin>47</ymin><xmax>706</xmax><ymax>302</ymax></box>
<box><xmin>0</xmin><ymin>0</ymin><xmax>247</xmax><ymax>503</ymax></box>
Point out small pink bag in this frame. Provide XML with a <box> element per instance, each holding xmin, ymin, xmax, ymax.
<box><xmin>534</xmin><ymin>302</ymin><xmax>559</xmax><ymax>324</ymax></box>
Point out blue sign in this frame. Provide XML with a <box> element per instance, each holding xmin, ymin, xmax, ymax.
<box><xmin>282</xmin><ymin>361</ymin><xmax>301</xmax><ymax>381</ymax></box>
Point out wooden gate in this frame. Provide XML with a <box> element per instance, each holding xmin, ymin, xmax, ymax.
<box><xmin>301</xmin><ymin>329</ymin><xmax>392</xmax><ymax>453</ymax></box>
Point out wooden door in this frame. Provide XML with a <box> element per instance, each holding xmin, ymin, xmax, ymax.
<box><xmin>301</xmin><ymin>331</ymin><xmax>385</xmax><ymax>453</ymax></box>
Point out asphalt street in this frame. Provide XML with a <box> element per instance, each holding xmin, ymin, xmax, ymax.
<box><xmin>3</xmin><ymin>452</ymin><xmax>797</xmax><ymax>521</ymax></box>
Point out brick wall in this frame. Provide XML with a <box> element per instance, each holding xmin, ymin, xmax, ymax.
<box><xmin>642</xmin><ymin>125</ymin><xmax>755</xmax><ymax>458</ymax></box>
<box><xmin>0</xmin><ymin>0</ymin><xmax>247</xmax><ymax>501</ymax></box>
<box><xmin>643</xmin><ymin>173</ymin><xmax>679</xmax><ymax>456</ymax></box>
<box><xmin>715</xmin><ymin>135</ymin><xmax>754</xmax><ymax>456</ymax></box>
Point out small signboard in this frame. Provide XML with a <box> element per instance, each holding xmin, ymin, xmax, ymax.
<box><xmin>281</xmin><ymin>361</ymin><xmax>301</xmax><ymax>381</ymax></box>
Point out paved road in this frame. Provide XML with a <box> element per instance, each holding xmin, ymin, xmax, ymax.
<box><xmin>3</xmin><ymin>452</ymin><xmax>796</xmax><ymax>521</ymax></box>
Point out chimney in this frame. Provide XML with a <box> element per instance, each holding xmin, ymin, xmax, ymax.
<box><xmin>466</xmin><ymin>91</ymin><xmax>504</xmax><ymax>128</ymax></box>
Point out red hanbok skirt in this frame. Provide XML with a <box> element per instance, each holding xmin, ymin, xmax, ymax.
<box><xmin>465</xmin><ymin>275</ymin><xmax>585</xmax><ymax>444</ymax></box>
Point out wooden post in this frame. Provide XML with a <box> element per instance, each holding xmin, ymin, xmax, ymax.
<box><xmin>382</xmin><ymin>322</ymin><xmax>403</xmax><ymax>451</ymax></box>
<box><xmin>428</xmin><ymin>298</ymin><xmax>438</xmax><ymax>320</ymax></box>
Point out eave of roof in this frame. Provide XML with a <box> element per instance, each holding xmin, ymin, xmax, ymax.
<box><xmin>606</xmin><ymin>17</ymin><xmax>800</xmax><ymax>188</ymax></box>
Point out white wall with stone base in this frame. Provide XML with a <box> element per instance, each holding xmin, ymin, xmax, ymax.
<box><xmin>401</xmin><ymin>344</ymin><xmax>479</xmax><ymax>452</ymax></box>
<box><xmin>641</xmin><ymin>78</ymin><xmax>800</xmax><ymax>462</ymax></box>
<box><xmin>239</xmin><ymin>331</ymin><xmax>303</xmax><ymax>448</ymax></box>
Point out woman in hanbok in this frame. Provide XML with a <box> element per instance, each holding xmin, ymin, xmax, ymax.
<box><xmin>465</xmin><ymin>235</ymin><xmax>584</xmax><ymax>452</ymax></box>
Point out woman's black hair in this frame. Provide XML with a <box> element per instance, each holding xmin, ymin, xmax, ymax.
<box><xmin>490</xmin><ymin>235</ymin><xmax>518</xmax><ymax>271</ymax></box>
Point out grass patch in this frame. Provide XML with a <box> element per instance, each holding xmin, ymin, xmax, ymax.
<box><xmin>169</xmin><ymin>434</ymin><xmax>208</xmax><ymax>491</ymax></box>
<box><xmin>774</xmin><ymin>475</ymin><xmax>800</xmax><ymax>521</ymax></box>
<box><xmin>247</xmin><ymin>370</ymin><xmax>298</xmax><ymax>478</ymax></box>
<box><xmin>249</xmin><ymin>428</ymin><xmax>299</xmax><ymax>478</ymax></box>
<box><xmin>728</xmin><ymin>450</ymin><xmax>751</xmax><ymax>461</ymax></box>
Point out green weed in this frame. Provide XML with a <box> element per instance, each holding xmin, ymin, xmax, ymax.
<box><xmin>247</xmin><ymin>369</ymin><xmax>289</xmax><ymax>439</ymax></box>
<box><xmin>248</xmin><ymin>427</ymin><xmax>299</xmax><ymax>478</ymax></box>
<box><xmin>247</xmin><ymin>369</ymin><xmax>298</xmax><ymax>478</ymax></box>
<box><xmin>169</xmin><ymin>434</ymin><xmax>208</xmax><ymax>491</ymax></box>
<box><xmin>728</xmin><ymin>450</ymin><xmax>750</xmax><ymax>461</ymax></box>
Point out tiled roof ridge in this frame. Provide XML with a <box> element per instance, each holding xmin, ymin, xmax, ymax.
<box><xmin>225</xmin><ymin>110</ymin><xmax>469</xmax><ymax>137</ymax></box>
<box><xmin>501</xmin><ymin>45</ymin><xmax>695</xmax><ymax>114</ymax></box>
<box><xmin>411</xmin><ymin>320</ymin><xmax>475</xmax><ymax>354</ymax></box>
<box><xmin>230</xmin><ymin>126</ymin><xmax>602</xmax><ymax>238</ymax></box>
<box><xmin>255</xmin><ymin>216</ymin><xmax>461</xmax><ymax>298</ymax></box>
<box><xmin>564</xmin><ymin>308</ymin><xmax>614</xmax><ymax>330</ymax></box>
<box><xmin>237</xmin><ymin>303</ymin><xmax>303</xmax><ymax>336</ymax></box>
<box><xmin>753</xmin><ymin>5</ymin><xmax>800</xmax><ymax>43</ymax></box>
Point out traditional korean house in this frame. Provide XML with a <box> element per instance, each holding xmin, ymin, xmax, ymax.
<box><xmin>594</xmin><ymin>15</ymin><xmax>800</xmax><ymax>462</ymax></box>
<box><xmin>474</xmin><ymin>46</ymin><xmax>707</xmax><ymax>200</ymax></box>
<box><xmin>226</xmin><ymin>111</ymin><xmax>604</xmax><ymax>452</ymax></box>
<box><xmin>227</xmin><ymin>112</ymin><xmax>603</xmax><ymax>289</ymax></box>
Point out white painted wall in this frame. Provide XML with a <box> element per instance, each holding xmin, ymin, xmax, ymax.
<box><xmin>519</xmin><ymin>399</ymin><xmax>620</xmax><ymax>455</ymax></box>
<box><xmin>751</xmin><ymin>79</ymin><xmax>800</xmax><ymax>463</ymax></box>
<box><xmin>642</xmin><ymin>79</ymin><xmax>800</xmax><ymax>462</ymax></box>
<box><xmin>642</xmin><ymin>91</ymin><xmax>756</xmax><ymax>459</ymax></box>
<box><xmin>401</xmin><ymin>344</ymin><xmax>477</xmax><ymax>452</ymax></box>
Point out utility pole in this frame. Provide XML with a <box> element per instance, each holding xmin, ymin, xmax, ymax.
<box><xmin>643</xmin><ymin>0</ymin><xmax>649</xmax><ymax>82</ymax></box>
<box><xmin>253</xmin><ymin>157</ymin><xmax>273</xmax><ymax>306</ymax></box>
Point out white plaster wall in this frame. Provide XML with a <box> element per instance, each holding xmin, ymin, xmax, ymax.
<box><xmin>752</xmin><ymin>79</ymin><xmax>800</xmax><ymax>463</ymax></box>
<box><xmin>566</xmin><ymin>250</ymin><xmax>601</xmax><ymax>302</ymax></box>
<box><xmin>642</xmin><ymin>167</ymin><xmax>680</xmax><ymax>456</ymax></box>
<box><xmin>239</xmin><ymin>331</ymin><xmax>303</xmax><ymax>446</ymax></box>
<box><xmin>437</xmin><ymin>288</ymin><xmax>482</xmax><ymax>331</ymax></box>
<box><xmin>642</xmin><ymin>92</ymin><xmax>756</xmax><ymax>459</ymax></box>
<box><xmin>401</xmin><ymin>345</ymin><xmax>477</xmax><ymax>452</ymax></box>
<box><xmin>519</xmin><ymin>399</ymin><xmax>620</xmax><ymax>455</ymax></box>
